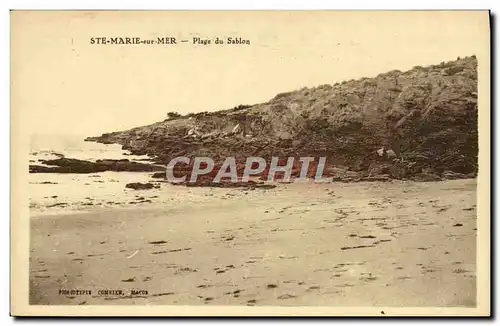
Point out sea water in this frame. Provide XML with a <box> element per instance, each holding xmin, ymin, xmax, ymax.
<box><xmin>29</xmin><ymin>133</ymin><xmax>151</xmax><ymax>164</ymax></box>
<box><xmin>29</xmin><ymin>134</ymin><xmax>162</xmax><ymax>215</ymax></box>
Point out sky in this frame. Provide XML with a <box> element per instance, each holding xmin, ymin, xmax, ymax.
<box><xmin>11</xmin><ymin>11</ymin><xmax>489</xmax><ymax>136</ymax></box>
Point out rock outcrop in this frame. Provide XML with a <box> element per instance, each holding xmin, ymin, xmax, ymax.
<box><xmin>29</xmin><ymin>158</ymin><xmax>164</xmax><ymax>174</ymax></box>
<box><xmin>85</xmin><ymin>56</ymin><xmax>478</xmax><ymax>182</ymax></box>
<box><xmin>125</xmin><ymin>182</ymin><xmax>158</xmax><ymax>190</ymax></box>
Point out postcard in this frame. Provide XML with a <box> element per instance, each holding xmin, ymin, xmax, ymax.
<box><xmin>10</xmin><ymin>10</ymin><xmax>490</xmax><ymax>316</ymax></box>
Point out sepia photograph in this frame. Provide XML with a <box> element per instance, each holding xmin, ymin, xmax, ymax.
<box><xmin>10</xmin><ymin>10</ymin><xmax>490</xmax><ymax>316</ymax></box>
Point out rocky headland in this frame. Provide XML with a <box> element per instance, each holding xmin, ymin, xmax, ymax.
<box><xmin>83</xmin><ymin>56</ymin><xmax>478</xmax><ymax>186</ymax></box>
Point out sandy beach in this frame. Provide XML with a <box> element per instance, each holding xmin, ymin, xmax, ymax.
<box><xmin>29</xmin><ymin>179</ymin><xmax>477</xmax><ymax>307</ymax></box>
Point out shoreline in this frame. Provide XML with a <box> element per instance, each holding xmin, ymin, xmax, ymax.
<box><xmin>29</xmin><ymin>175</ymin><xmax>477</xmax><ymax>216</ymax></box>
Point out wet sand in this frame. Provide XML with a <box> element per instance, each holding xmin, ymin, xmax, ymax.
<box><xmin>30</xmin><ymin>179</ymin><xmax>477</xmax><ymax>307</ymax></box>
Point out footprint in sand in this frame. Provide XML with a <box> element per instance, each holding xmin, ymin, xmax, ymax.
<box><xmin>340</xmin><ymin>245</ymin><xmax>374</xmax><ymax>250</ymax></box>
<box><xmin>452</xmin><ymin>268</ymin><xmax>471</xmax><ymax>274</ymax></box>
<box><xmin>277</xmin><ymin>294</ymin><xmax>297</xmax><ymax>300</ymax></box>
<box><xmin>152</xmin><ymin>247</ymin><xmax>191</xmax><ymax>255</ymax></box>
<box><xmin>197</xmin><ymin>284</ymin><xmax>213</xmax><ymax>289</ymax></box>
<box><xmin>149</xmin><ymin>240</ymin><xmax>168</xmax><ymax>245</ymax></box>
<box><xmin>359</xmin><ymin>273</ymin><xmax>378</xmax><ymax>281</ymax></box>
<box><xmin>175</xmin><ymin>267</ymin><xmax>198</xmax><ymax>275</ymax></box>
<box><xmin>224</xmin><ymin>289</ymin><xmax>244</xmax><ymax>297</ymax></box>
<box><xmin>222</xmin><ymin>235</ymin><xmax>235</xmax><ymax>241</ymax></box>
<box><xmin>336</xmin><ymin>283</ymin><xmax>355</xmax><ymax>288</ymax></box>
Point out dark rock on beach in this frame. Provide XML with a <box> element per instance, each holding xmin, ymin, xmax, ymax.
<box><xmin>94</xmin><ymin>159</ymin><xmax>164</xmax><ymax>172</ymax></box>
<box><xmin>29</xmin><ymin>158</ymin><xmax>164</xmax><ymax>174</ymax></box>
<box><xmin>125</xmin><ymin>182</ymin><xmax>157</xmax><ymax>190</ymax></box>
<box><xmin>151</xmin><ymin>172</ymin><xmax>166</xmax><ymax>179</ymax></box>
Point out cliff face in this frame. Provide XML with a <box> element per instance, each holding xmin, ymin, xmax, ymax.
<box><xmin>86</xmin><ymin>56</ymin><xmax>478</xmax><ymax>179</ymax></box>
